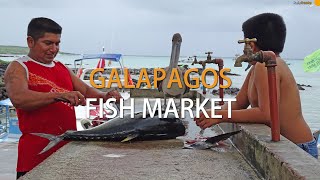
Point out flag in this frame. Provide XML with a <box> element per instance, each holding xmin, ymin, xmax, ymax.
<box><xmin>303</xmin><ymin>49</ymin><xmax>320</xmax><ymax>72</ymax></box>
<box><xmin>76</xmin><ymin>68</ymin><xmax>83</xmax><ymax>78</ymax></box>
<box><xmin>96</xmin><ymin>58</ymin><xmax>106</xmax><ymax>69</ymax></box>
<box><xmin>125</xmin><ymin>68</ymin><xmax>134</xmax><ymax>85</ymax></box>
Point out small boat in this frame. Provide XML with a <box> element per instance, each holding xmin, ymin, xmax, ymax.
<box><xmin>74</xmin><ymin>53</ymin><xmax>130</xmax><ymax>89</ymax></box>
<box><xmin>73</xmin><ymin>53</ymin><xmax>132</xmax><ymax>129</ymax></box>
<box><xmin>178</xmin><ymin>56</ymin><xmax>194</xmax><ymax>63</ymax></box>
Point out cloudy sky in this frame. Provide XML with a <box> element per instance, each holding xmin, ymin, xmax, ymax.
<box><xmin>0</xmin><ymin>0</ymin><xmax>319</xmax><ymax>58</ymax></box>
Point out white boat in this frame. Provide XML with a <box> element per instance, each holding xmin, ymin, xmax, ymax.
<box><xmin>73</xmin><ymin>54</ymin><xmax>132</xmax><ymax>129</ymax></box>
<box><xmin>74</xmin><ymin>53</ymin><xmax>129</xmax><ymax>89</ymax></box>
<box><xmin>74</xmin><ymin>91</ymin><xmax>130</xmax><ymax>130</ymax></box>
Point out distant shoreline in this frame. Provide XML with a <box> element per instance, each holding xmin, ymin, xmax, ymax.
<box><xmin>0</xmin><ymin>45</ymin><xmax>304</xmax><ymax>60</ymax></box>
<box><xmin>0</xmin><ymin>45</ymin><xmax>77</xmax><ymax>56</ymax></box>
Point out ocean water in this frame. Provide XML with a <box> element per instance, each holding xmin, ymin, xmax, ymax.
<box><xmin>2</xmin><ymin>54</ymin><xmax>320</xmax><ymax>131</ymax></box>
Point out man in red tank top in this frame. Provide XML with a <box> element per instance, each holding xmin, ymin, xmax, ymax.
<box><xmin>4</xmin><ymin>17</ymin><xmax>122</xmax><ymax>179</ymax></box>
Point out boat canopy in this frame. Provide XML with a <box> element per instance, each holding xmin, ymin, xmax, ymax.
<box><xmin>74</xmin><ymin>54</ymin><xmax>122</xmax><ymax>62</ymax></box>
<box><xmin>73</xmin><ymin>53</ymin><xmax>124</xmax><ymax>75</ymax></box>
<box><xmin>0</xmin><ymin>98</ymin><xmax>13</xmax><ymax>106</ymax></box>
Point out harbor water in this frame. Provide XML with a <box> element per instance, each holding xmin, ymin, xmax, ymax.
<box><xmin>1</xmin><ymin>54</ymin><xmax>320</xmax><ymax>131</ymax></box>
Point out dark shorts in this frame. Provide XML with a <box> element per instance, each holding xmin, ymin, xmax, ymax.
<box><xmin>297</xmin><ymin>139</ymin><xmax>318</xmax><ymax>159</ymax></box>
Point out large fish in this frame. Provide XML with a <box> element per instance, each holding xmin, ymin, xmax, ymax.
<box><xmin>32</xmin><ymin>112</ymin><xmax>186</xmax><ymax>154</ymax></box>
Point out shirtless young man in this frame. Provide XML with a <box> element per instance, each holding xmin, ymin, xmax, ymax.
<box><xmin>194</xmin><ymin>13</ymin><xmax>318</xmax><ymax>158</ymax></box>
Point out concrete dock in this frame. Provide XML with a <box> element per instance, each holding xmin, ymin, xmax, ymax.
<box><xmin>20</xmin><ymin>140</ymin><xmax>261</xmax><ymax>180</ymax></box>
<box><xmin>0</xmin><ymin>140</ymin><xmax>18</xmax><ymax>180</ymax></box>
<box><xmin>20</xmin><ymin>96</ymin><xmax>262</xmax><ymax>179</ymax></box>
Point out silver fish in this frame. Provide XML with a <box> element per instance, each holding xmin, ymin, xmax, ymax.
<box><xmin>184</xmin><ymin>130</ymin><xmax>241</xmax><ymax>150</ymax></box>
<box><xmin>32</xmin><ymin>112</ymin><xmax>186</xmax><ymax>154</ymax></box>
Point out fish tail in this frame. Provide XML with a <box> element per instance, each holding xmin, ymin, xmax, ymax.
<box><xmin>31</xmin><ymin>133</ymin><xmax>64</xmax><ymax>155</ymax></box>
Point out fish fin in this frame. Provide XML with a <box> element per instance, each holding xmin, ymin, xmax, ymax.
<box><xmin>31</xmin><ymin>133</ymin><xmax>57</xmax><ymax>140</ymax></box>
<box><xmin>121</xmin><ymin>134</ymin><xmax>139</xmax><ymax>142</ymax></box>
<box><xmin>205</xmin><ymin>130</ymin><xmax>241</xmax><ymax>144</ymax></box>
<box><xmin>31</xmin><ymin>133</ymin><xmax>64</xmax><ymax>155</ymax></box>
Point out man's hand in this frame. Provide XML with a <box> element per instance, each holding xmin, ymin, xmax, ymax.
<box><xmin>105</xmin><ymin>90</ymin><xmax>122</xmax><ymax>103</ymax></box>
<box><xmin>194</xmin><ymin>111</ymin><xmax>221</xmax><ymax>129</ymax></box>
<box><xmin>55</xmin><ymin>91</ymin><xmax>86</xmax><ymax>106</ymax></box>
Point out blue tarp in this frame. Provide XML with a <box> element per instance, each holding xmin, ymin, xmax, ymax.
<box><xmin>75</xmin><ymin>54</ymin><xmax>122</xmax><ymax>62</ymax></box>
<box><xmin>0</xmin><ymin>98</ymin><xmax>17</xmax><ymax>137</ymax></box>
<box><xmin>0</xmin><ymin>98</ymin><xmax>13</xmax><ymax>106</ymax></box>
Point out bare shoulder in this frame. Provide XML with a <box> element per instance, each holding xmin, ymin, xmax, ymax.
<box><xmin>4</xmin><ymin>61</ymin><xmax>28</xmax><ymax>81</ymax></box>
<box><xmin>4</xmin><ymin>61</ymin><xmax>29</xmax><ymax>98</ymax></box>
<box><xmin>275</xmin><ymin>57</ymin><xmax>293</xmax><ymax>77</ymax></box>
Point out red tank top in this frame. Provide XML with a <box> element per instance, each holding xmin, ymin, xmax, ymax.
<box><xmin>15</xmin><ymin>56</ymin><xmax>76</xmax><ymax>172</ymax></box>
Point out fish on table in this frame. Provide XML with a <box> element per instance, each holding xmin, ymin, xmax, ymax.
<box><xmin>32</xmin><ymin>111</ymin><xmax>186</xmax><ymax>154</ymax></box>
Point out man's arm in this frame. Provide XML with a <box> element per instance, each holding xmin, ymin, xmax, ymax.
<box><xmin>67</xmin><ymin>68</ymin><xmax>121</xmax><ymax>103</ymax></box>
<box><xmin>225</xmin><ymin>63</ymin><xmax>272</xmax><ymax>123</ymax></box>
<box><xmin>4</xmin><ymin>61</ymin><xmax>85</xmax><ymax>111</ymax></box>
<box><xmin>221</xmin><ymin>68</ymin><xmax>252</xmax><ymax>110</ymax></box>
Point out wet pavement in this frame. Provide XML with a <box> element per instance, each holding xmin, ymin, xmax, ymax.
<box><xmin>0</xmin><ymin>140</ymin><xmax>18</xmax><ymax>180</ymax></box>
<box><xmin>21</xmin><ymin>140</ymin><xmax>262</xmax><ymax>180</ymax></box>
<box><xmin>21</xmin><ymin>98</ymin><xmax>263</xmax><ymax>180</ymax></box>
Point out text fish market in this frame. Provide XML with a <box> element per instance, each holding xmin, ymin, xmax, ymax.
<box><xmin>86</xmin><ymin>98</ymin><xmax>237</xmax><ymax>119</ymax></box>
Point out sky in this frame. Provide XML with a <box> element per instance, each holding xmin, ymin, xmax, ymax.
<box><xmin>0</xmin><ymin>0</ymin><xmax>319</xmax><ymax>58</ymax></box>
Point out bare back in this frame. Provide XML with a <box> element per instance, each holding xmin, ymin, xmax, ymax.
<box><xmin>248</xmin><ymin>57</ymin><xmax>313</xmax><ymax>144</ymax></box>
